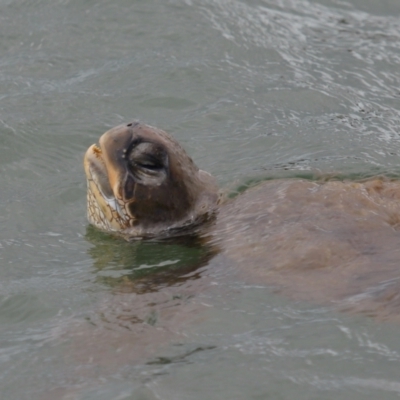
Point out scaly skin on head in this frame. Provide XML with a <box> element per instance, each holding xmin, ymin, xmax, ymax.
<box><xmin>84</xmin><ymin>122</ymin><xmax>219</xmax><ymax>239</ymax></box>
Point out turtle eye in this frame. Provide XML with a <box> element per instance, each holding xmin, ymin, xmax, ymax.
<box><xmin>128</xmin><ymin>142</ymin><xmax>167</xmax><ymax>176</ymax></box>
<box><xmin>135</xmin><ymin>155</ymin><xmax>163</xmax><ymax>171</ymax></box>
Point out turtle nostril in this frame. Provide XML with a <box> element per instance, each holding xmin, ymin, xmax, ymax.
<box><xmin>127</xmin><ymin>121</ymin><xmax>140</xmax><ymax>128</ymax></box>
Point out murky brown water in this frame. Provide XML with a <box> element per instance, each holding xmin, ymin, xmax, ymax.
<box><xmin>2</xmin><ymin>0</ymin><xmax>400</xmax><ymax>398</ymax></box>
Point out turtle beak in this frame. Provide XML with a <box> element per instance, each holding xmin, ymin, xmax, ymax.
<box><xmin>84</xmin><ymin>144</ymin><xmax>114</xmax><ymax>199</ymax></box>
<box><xmin>84</xmin><ymin>143</ymin><xmax>133</xmax><ymax>231</ymax></box>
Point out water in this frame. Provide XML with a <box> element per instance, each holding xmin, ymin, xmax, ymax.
<box><xmin>1</xmin><ymin>0</ymin><xmax>400</xmax><ymax>398</ymax></box>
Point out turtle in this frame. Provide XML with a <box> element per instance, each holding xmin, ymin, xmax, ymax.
<box><xmin>84</xmin><ymin>122</ymin><xmax>400</xmax><ymax>319</ymax></box>
<box><xmin>84</xmin><ymin>121</ymin><xmax>219</xmax><ymax>239</ymax></box>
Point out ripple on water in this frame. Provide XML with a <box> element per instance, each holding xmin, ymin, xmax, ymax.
<box><xmin>1</xmin><ymin>0</ymin><xmax>400</xmax><ymax>399</ymax></box>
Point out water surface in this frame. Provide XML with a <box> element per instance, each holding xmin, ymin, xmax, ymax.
<box><xmin>2</xmin><ymin>0</ymin><xmax>400</xmax><ymax>398</ymax></box>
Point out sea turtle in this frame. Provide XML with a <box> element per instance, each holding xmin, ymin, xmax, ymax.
<box><xmin>84</xmin><ymin>122</ymin><xmax>400</xmax><ymax>318</ymax></box>
<box><xmin>84</xmin><ymin>121</ymin><xmax>219</xmax><ymax>239</ymax></box>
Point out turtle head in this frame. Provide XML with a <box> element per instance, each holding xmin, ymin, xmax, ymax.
<box><xmin>84</xmin><ymin>122</ymin><xmax>218</xmax><ymax>239</ymax></box>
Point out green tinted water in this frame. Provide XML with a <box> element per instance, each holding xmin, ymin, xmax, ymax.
<box><xmin>1</xmin><ymin>0</ymin><xmax>400</xmax><ymax>398</ymax></box>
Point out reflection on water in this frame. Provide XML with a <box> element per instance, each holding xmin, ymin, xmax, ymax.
<box><xmin>50</xmin><ymin>228</ymin><xmax>223</xmax><ymax>397</ymax></box>
<box><xmin>86</xmin><ymin>225</ymin><xmax>218</xmax><ymax>292</ymax></box>
<box><xmin>77</xmin><ymin>227</ymin><xmax>222</xmax><ymax>346</ymax></box>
